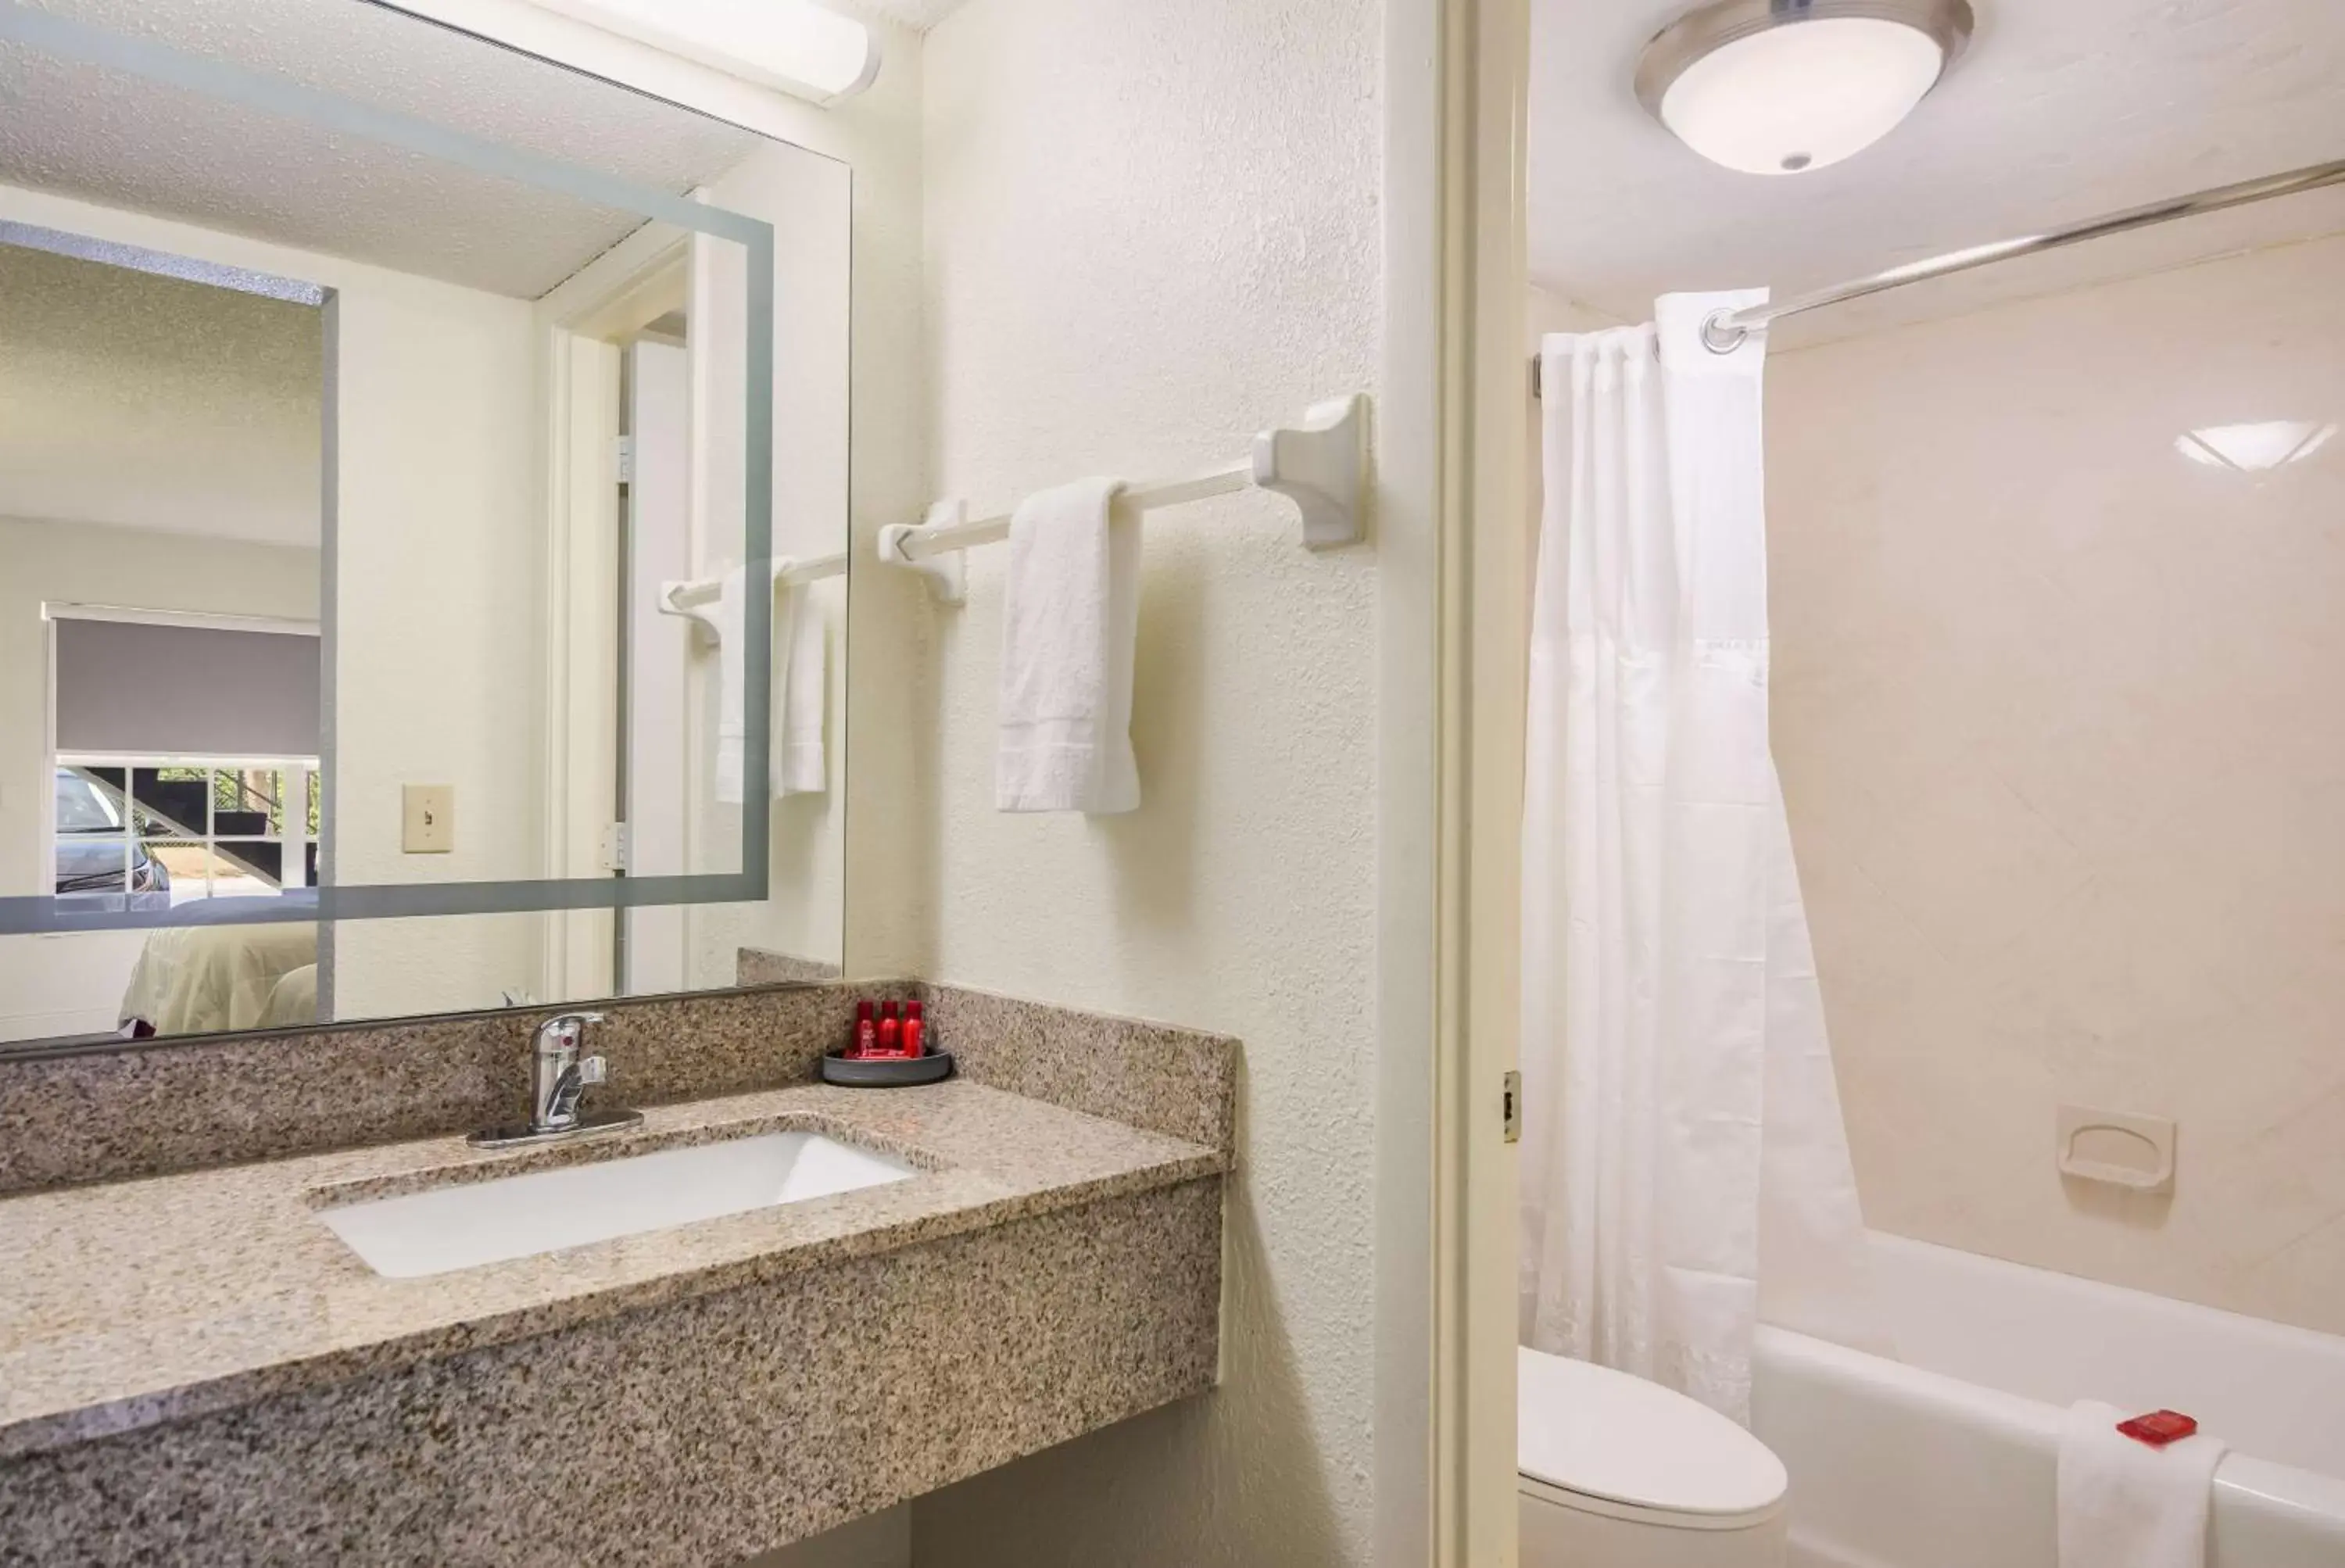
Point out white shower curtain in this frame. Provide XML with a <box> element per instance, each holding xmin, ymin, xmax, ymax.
<box><xmin>1518</xmin><ymin>292</ymin><xmax>1885</xmax><ymax>1427</ymax></box>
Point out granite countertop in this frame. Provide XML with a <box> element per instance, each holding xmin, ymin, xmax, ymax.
<box><xmin>0</xmin><ymin>1080</ymin><xmax>1222</xmax><ymax>1463</ymax></box>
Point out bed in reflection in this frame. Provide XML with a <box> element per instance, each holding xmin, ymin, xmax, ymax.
<box><xmin>119</xmin><ymin>919</ymin><xmax>317</xmax><ymax>1037</ymax></box>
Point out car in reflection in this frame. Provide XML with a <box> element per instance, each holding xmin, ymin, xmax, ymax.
<box><xmin>53</xmin><ymin>768</ymin><xmax>171</xmax><ymax>905</ymax></box>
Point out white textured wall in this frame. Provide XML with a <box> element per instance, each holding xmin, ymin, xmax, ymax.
<box><xmin>324</xmin><ymin>254</ymin><xmax>545</xmax><ymax>1016</ymax></box>
<box><xmin>0</xmin><ymin>184</ymin><xmax>546</xmax><ymax>1020</ymax></box>
<box><xmin>0</xmin><ymin>517</ymin><xmax>320</xmax><ymax>1040</ymax></box>
<box><xmin>1770</xmin><ymin>234</ymin><xmax>2345</xmax><ymax>1336</ymax></box>
<box><xmin>900</xmin><ymin>2</ymin><xmax>1383</xmax><ymax>1563</ymax></box>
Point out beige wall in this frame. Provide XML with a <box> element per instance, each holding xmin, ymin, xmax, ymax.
<box><xmin>896</xmin><ymin>0</ymin><xmax>1384</xmax><ymax>1563</ymax></box>
<box><xmin>323</xmin><ymin>245</ymin><xmax>546</xmax><ymax>1017</ymax></box>
<box><xmin>1769</xmin><ymin>234</ymin><xmax>2345</xmax><ymax>1335</ymax></box>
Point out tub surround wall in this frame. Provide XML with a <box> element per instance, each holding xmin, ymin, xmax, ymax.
<box><xmin>1768</xmin><ymin>234</ymin><xmax>2345</xmax><ymax>1337</ymax></box>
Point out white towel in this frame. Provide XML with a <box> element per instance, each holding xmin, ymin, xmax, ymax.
<box><xmin>996</xmin><ymin>476</ymin><xmax>1141</xmax><ymax>814</ymax></box>
<box><xmin>714</xmin><ymin>564</ymin><xmax>754</xmax><ymax>804</ymax></box>
<box><xmin>714</xmin><ymin>562</ymin><xmax>827</xmax><ymax>804</ymax></box>
<box><xmin>2058</xmin><ymin>1401</ymin><xmax>2227</xmax><ymax>1568</ymax></box>
<box><xmin>776</xmin><ymin>580</ymin><xmax>827</xmax><ymax>797</ymax></box>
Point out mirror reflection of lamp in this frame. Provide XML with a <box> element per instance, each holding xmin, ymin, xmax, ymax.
<box><xmin>514</xmin><ymin>0</ymin><xmax>880</xmax><ymax>105</ymax></box>
<box><xmin>2173</xmin><ymin>420</ymin><xmax>2337</xmax><ymax>474</ymax></box>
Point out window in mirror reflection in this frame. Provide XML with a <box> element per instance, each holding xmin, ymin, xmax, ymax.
<box><xmin>52</xmin><ymin>762</ymin><xmax>317</xmax><ymax>905</ymax></box>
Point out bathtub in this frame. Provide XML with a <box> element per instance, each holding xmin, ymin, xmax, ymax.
<box><xmin>1751</xmin><ymin>1233</ymin><xmax>2345</xmax><ymax>1568</ymax></box>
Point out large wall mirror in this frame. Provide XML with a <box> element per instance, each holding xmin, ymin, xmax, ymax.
<box><xmin>0</xmin><ymin>0</ymin><xmax>850</xmax><ymax>1049</ymax></box>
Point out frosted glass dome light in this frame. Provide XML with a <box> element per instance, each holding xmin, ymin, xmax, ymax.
<box><xmin>1635</xmin><ymin>0</ymin><xmax>1974</xmax><ymax>177</ymax></box>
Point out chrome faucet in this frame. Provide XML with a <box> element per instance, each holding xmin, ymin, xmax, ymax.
<box><xmin>470</xmin><ymin>1010</ymin><xmax>643</xmax><ymax>1149</ymax></box>
<box><xmin>532</xmin><ymin>1011</ymin><xmax>607</xmax><ymax>1133</ymax></box>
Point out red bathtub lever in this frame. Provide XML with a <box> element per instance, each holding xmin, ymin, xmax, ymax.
<box><xmin>2116</xmin><ymin>1410</ymin><xmax>2199</xmax><ymax>1448</ymax></box>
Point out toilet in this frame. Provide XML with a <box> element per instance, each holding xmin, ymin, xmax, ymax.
<box><xmin>1518</xmin><ymin>1348</ymin><xmax>1789</xmax><ymax>1567</ymax></box>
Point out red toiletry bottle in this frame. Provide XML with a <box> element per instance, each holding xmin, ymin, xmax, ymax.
<box><xmin>877</xmin><ymin>1002</ymin><xmax>901</xmax><ymax>1057</ymax></box>
<box><xmin>853</xmin><ymin>1000</ymin><xmax>876</xmax><ymax>1059</ymax></box>
<box><xmin>903</xmin><ymin>1001</ymin><xmax>925</xmax><ymax>1059</ymax></box>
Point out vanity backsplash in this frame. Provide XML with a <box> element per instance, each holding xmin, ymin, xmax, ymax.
<box><xmin>0</xmin><ymin>980</ymin><xmax>1237</xmax><ymax>1196</ymax></box>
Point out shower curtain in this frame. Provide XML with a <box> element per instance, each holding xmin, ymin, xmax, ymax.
<box><xmin>1518</xmin><ymin>292</ymin><xmax>1885</xmax><ymax>1427</ymax></box>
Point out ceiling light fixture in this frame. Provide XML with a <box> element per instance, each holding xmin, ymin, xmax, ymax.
<box><xmin>524</xmin><ymin>0</ymin><xmax>880</xmax><ymax>106</ymax></box>
<box><xmin>1635</xmin><ymin>0</ymin><xmax>1974</xmax><ymax>177</ymax></box>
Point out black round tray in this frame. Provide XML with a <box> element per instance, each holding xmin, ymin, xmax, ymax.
<box><xmin>819</xmin><ymin>1050</ymin><xmax>954</xmax><ymax>1088</ymax></box>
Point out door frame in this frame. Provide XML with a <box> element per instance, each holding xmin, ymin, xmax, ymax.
<box><xmin>1378</xmin><ymin>0</ymin><xmax>1530</xmax><ymax>1562</ymax></box>
<box><xmin>533</xmin><ymin>225</ymin><xmax>691</xmax><ymax>1004</ymax></box>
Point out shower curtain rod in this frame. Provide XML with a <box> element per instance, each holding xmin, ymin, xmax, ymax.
<box><xmin>1534</xmin><ymin>155</ymin><xmax>2345</xmax><ymax>389</ymax></box>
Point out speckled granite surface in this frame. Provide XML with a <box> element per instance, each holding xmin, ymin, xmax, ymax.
<box><xmin>0</xmin><ymin>980</ymin><xmax>1244</xmax><ymax>1198</ymax></box>
<box><xmin>0</xmin><ymin>1080</ymin><xmax>1219</xmax><ymax>1462</ymax></box>
<box><xmin>918</xmin><ymin>984</ymin><xmax>1240</xmax><ymax>1157</ymax></box>
<box><xmin>737</xmin><ymin>948</ymin><xmax>846</xmax><ymax>985</ymax></box>
<box><xmin>0</xmin><ymin>983</ymin><xmax>874</xmax><ymax>1197</ymax></box>
<box><xmin>0</xmin><ymin>1179</ymin><xmax>1222</xmax><ymax>1566</ymax></box>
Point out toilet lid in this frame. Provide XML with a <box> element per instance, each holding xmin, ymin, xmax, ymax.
<box><xmin>1517</xmin><ymin>1348</ymin><xmax>1787</xmax><ymax>1518</ymax></box>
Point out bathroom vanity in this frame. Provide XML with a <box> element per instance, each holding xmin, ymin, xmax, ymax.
<box><xmin>0</xmin><ymin>984</ymin><xmax>1235</xmax><ymax>1566</ymax></box>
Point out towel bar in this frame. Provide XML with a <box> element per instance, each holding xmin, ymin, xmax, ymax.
<box><xmin>876</xmin><ymin>392</ymin><xmax>1369</xmax><ymax>606</ymax></box>
<box><xmin>657</xmin><ymin>554</ymin><xmax>847</xmax><ymax>638</ymax></box>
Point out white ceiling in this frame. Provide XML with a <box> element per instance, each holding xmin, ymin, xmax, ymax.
<box><xmin>0</xmin><ymin>0</ymin><xmax>768</xmax><ymax>298</ymax></box>
<box><xmin>0</xmin><ymin>245</ymin><xmax>322</xmax><ymax>548</ymax></box>
<box><xmin>1530</xmin><ymin>0</ymin><xmax>2345</xmax><ymax>345</ymax></box>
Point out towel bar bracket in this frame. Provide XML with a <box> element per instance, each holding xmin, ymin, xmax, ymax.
<box><xmin>879</xmin><ymin>501</ymin><xmax>969</xmax><ymax>605</ymax></box>
<box><xmin>1256</xmin><ymin>392</ymin><xmax>1368</xmax><ymax>551</ymax></box>
<box><xmin>658</xmin><ymin>583</ymin><xmax>728</xmax><ymax>638</ymax></box>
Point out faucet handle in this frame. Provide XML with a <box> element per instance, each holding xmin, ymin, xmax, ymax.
<box><xmin>532</xmin><ymin>1010</ymin><xmax>606</xmax><ymax>1053</ymax></box>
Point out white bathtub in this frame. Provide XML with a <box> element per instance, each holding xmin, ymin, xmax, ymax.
<box><xmin>1751</xmin><ymin>1233</ymin><xmax>2345</xmax><ymax>1568</ymax></box>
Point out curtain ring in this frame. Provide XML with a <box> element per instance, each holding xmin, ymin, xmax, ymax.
<box><xmin>1700</xmin><ymin>307</ymin><xmax>1749</xmax><ymax>355</ymax></box>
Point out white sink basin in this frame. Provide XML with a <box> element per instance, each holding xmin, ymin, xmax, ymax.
<box><xmin>320</xmin><ymin>1130</ymin><xmax>918</xmax><ymax>1279</ymax></box>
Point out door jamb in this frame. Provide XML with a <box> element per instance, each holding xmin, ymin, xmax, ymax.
<box><xmin>533</xmin><ymin>227</ymin><xmax>689</xmax><ymax>1004</ymax></box>
<box><xmin>1379</xmin><ymin>0</ymin><xmax>1531</xmax><ymax>1562</ymax></box>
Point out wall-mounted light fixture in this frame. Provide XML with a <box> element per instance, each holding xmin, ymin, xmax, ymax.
<box><xmin>526</xmin><ymin>0</ymin><xmax>879</xmax><ymax>106</ymax></box>
<box><xmin>1634</xmin><ymin>0</ymin><xmax>1973</xmax><ymax>177</ymax></box>
<box><xmin>2175</xmin><ymin>421</ymin><xmax>2336</xmax><ymax>474</ymax></box>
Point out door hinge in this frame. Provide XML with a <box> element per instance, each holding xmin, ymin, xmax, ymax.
<box><xmin>1502</xmin><ymin>1070</ymin><xmax>1522</xmax><ymax>1144</ymax></box>
<box><xmin>600</xmin><ymin>822</ymin><xmax>630</xmax><ymax>874</ymax></box>
<box><xmin>613</xmin><ymin>435</ymin><xmax>635</xmax><ymax>485</ymax></box>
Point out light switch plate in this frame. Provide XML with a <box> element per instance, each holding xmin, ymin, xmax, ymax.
<box><xmin>403</xmin><ymin>785</ymin><xmax>455</xmax><ymax>854</ymax></box>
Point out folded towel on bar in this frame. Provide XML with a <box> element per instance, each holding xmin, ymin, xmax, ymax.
<box><xmin>2057</xmin><ymin>1401</ymin><xmax>2226</xmax><ymax>1568</ymax></box>
<box><xmin>777</xmin><ymin>577</ymin><xmax>827</xmax><ymax>797</ymax></box>
<box><xmin>996</xmin><ymin>476</ymin><xmax>1140</xmax><ymax>814</ymax></box>
<box><xmin>714</xmin><ymin>560</ymin><xmax>827</xmax><ymax>804</ymax></box>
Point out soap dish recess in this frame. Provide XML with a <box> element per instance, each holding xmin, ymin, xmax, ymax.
<box><xmin>820</xmin><ymin>1051</ymin><xmax>954</xmax><ymax>1089</ymax></box>
<box><xmin>2057</xmin><ymin>1104</ymin><xmax>2175</xmax><ymax>1194</ymax></box>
